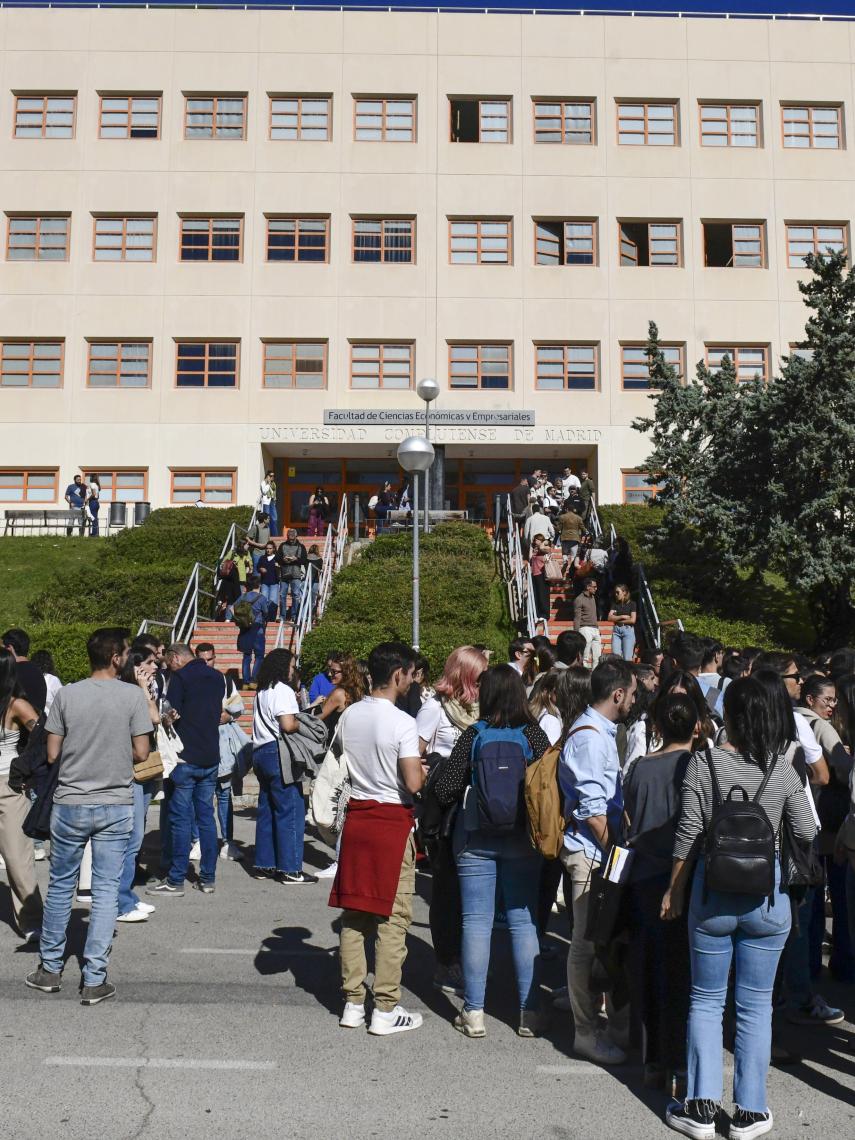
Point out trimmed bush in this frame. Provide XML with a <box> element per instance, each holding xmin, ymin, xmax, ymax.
<box><xmin>29</xmin><ymin>623</ymin><xmax>103</xmax><ymax>684</ymax></box>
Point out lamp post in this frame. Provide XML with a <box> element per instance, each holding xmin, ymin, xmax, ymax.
<box><xmin>416</xmin><ymin>377</ymin><xmax>440</xmax><ymax>534</ymax></box>
<box><xmin>397</xmin><ymin>435</ymin><xmax>436</xmax><ymax>651</ymax></box>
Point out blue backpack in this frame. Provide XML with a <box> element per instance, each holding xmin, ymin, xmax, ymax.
<box><xmin>468</xmin><ymin>723</ymin><xmax>533</xmax><ymax>835</ymax></box>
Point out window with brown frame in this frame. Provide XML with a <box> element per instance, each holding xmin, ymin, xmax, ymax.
<box><xmin>534</xmin><ymin>220</ymin><xmax>596</xmax><ymax>266</ymax></box>
<box><xmin>703</xmin><ymin>222</ymin><xmax>765</xmax><ymax>268</ymax></box>
<box><xmin>621</xmin><ymin>343</ymin><xmax>684</xmax><ymax>390</ymax></box>
<box><xmin>175</xmin><ymin>341</ymin><xmax>239</xmax><ymax>388</ymax></box>
<box><xmin>699</xmin><ymin>103</ymin><xmax>759</xmax><ymax>148</ymax></box>
<box><xmin>352</xmin><ymin>218</ymin><xmax>414</xmax><ymax>264</ymax></box>
<box><xmin>262</xmin><ymin>342</ymin><xmax>327</xmax><ymax>389</ymax></box>
<box><xmin>171</xmin><ymin>470</ymin><xmax>236</xmax><ymax>504</ymax></box>
<box><xmin>269</xmin><ymin>95</ymin><xmax>331</xmax><ymax>140</ymax></box>
<box><xmin>623</xmin><ymin>470</ymin><xmax>662</xmax><ymax>504</ymax></box>
<box><xmin>449</xmin><ymin>343</ymin><xmax>511</xmax><ymax>390</ymax></box>
<box><xmin>786</xmin><ymin>223</ymin><xmax>848</xmax><ymax>267</ymax></box>
<box><xmin>14</xmin><ymin>94</ymin><xmax>75</xmax><ymax>138</ymax></box>
<box><xmin>98</xmin><ymin>95</ymin><xmax>161</xmax><ymax>139</ymax></box>
<box><xmin>184</xmin><ymin>95</ymin><xmax>247</xmax><ymax>139</ymax></box>
<box><xmin>782</xmin><ymin>104</ymin><xmax>842</xmax><ymax>149</ymax></box>
<box><xmin>617</xmin><ymin>102</ymin><xmax>677</xmax><ymax>146</ymax></box>
<box><xmin>82</xmin><ymin>469</ymin><xmax>148</xmax><ymax>502</ymax></box>
<box><xmin>349</xmin><ymin>343</ymin><xmax>413</xmax><ymax>389</ymax></box>
<box><xmin>6</xmin><ymin>215</ymin><xmax>70</xmax><ymax>261</ymax></box>
<box><xmin>0</xmin><ymin>340</ymin><xmax>63</xmax><ymax>387</ymax></box>
<box><xmin>450</xmin><ymin>98</ymin><xmax>511</xmax><ymax>143</ymax></box>
<box><xmin>266</xmin><ymin>217</ymin><xmax>329</xmax><ymax>263</ymax></box>
<box><xmin>535</xmin><ymin>344</ymin><xmax>597</xmax><ymax>391</ymax></box>
<box><xmin>533</xmin><ymin>100</ymin><xmax>594</xmax><ymax>145</ymax></box>
<box><xmin>353</xmin><ymin>98</ymin><xmax>415</xmax><ymax>142</ymax></box>
<box><xmin>179</xmin><ymin>217</ymin><xmax>242</xmax><ymax>262</ymax></box>
<box><xmin>0</xmin><ymin>469</ymin><xmax>58</xmax><ymax>502</ymax></box>
<box><xmin>86</xmin><ymin>341</ymin><xmax>151</xmax><ymax>388</ymax></box>
<box><xmin>93</xmin><ymin>216</ymin><xmax>156</xmax><ymax>262</ymax></box>
<box><xmin>449</xmin><ymin>219</ymin><xmax>511</xmax><ymax>265</ymax></box>
<box><xmin>705</xmin><ymin>344</ymin><xmax>769</xmax><ymax>383</ymax></box>
<box><xmin>619</xmin><ymin>221</ymin><xmax>681</xmax><ymax>266</ymax></box>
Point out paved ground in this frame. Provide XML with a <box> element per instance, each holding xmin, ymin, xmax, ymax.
<box><xmin>1</xmin><ymin>809</ymin><xmax>854</xmax><ymax>1140</ymax></box>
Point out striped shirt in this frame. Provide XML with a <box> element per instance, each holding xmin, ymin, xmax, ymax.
<box><xmin>673</xmin><ymin>745</ymin><xmax>817</xmax><ymax>861</ymax></box>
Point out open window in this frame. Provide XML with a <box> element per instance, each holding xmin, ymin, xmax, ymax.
<box><xmin>450</xmin><ymin>98</ymin><xmax>510</xmax><ymax>143</ymax></box>
<box><xmin>619</xmin><ymin>221</ymin><xmax>680</xmax><ymax>266</ymax></box>
<box><xmin>703</xmin><ymin>222</ymin><xmax>764</xmax><ymax>268</ymax></box>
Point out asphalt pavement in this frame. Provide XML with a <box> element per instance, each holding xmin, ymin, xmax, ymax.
<box><xmin>1</xmin><ymin>808</ymin><xmax>854</xmax><ymax>1140</ymax></box>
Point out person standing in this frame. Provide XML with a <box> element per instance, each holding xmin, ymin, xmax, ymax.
<box><xmin>259</xmin><ymin>470</ymin><xmax>278</xmax><ymax>536</ymax></box>
<box><xmin>30</xmin><ymin>650</ymin><xmax>62</xmax><ymax>715</ymax></box>
<box><xmin>246</xmin><ymin>512</ymin><xmax>272</xmax><ymax>571</ymax></box>
<box><xmin>557</xmin><ymin>500</ymin><xmax>585</xmax><ymax>564</ymax></box>
<box><xmin>26</xmin><ymin>628</ymin><xmax>151</xmax><ymax>1004</ymax></box>
<box><xmin>64</xmin><ymin>473</ymin><xmax>86</xmax><ymax>536</ymax></box>
<box><xmin>509</xmin><ymin>477</ymin><xmax>532</xmax><ymax>529</ymax></box>
<box><xmin>307</xmin><ymin>487</ymin><xmax>331</xmax><ymax>538</ymax></box>
<box><xmin>608</xmin><ymin>584</ymin><xmax>637</xmax><ymax>662</ymax></box>
<box><xmin>574</xmin><ymin>578</ymin><xmax>602</xmax><ymax>668</ymax></box>
<box><xmin>528</xmin><ymin>535</ymin><xmax>552</xmax><ymax>632</ymax></box>
<box><xmin>578</xmin><ymin>469</ymin><xmax>595</xmax><ymax>522</ymax></box>
<box><xmin>306</xmin><ymin>544</ymin><xmax>323</xmax><ymax>613</ymax></box>
<box><xmin>2</xmin><ymin>628</ymin><xmax>47</xmax><ymax>714</ymax></box>
<box><xmin>257</xmin><ymin>540</ymin><xmax>280</xmax><ymax>620</ymax></box>
<box><xmin>86</xmin><ymin>476</ymin><xmax>101</xmax><ymax>537</ymax></box>
<box><xmin>277</xmin><ymin>529</ymin><xmax>308</xmax><ymax>621</ymax></box>
<box><xmin>308</xmin><ymin>654</ymin><xmax>343</xmax><ymax>706</ymax></box>
<box><xmin>236</xmin><ymin>575</ymin><xmax>268</xmax><ymax>687</ymax></box>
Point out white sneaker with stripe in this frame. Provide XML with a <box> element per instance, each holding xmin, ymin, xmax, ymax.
<box><xmin>368</xmin><ymin>1005</ymin><xmax>423</xmax><ymax>1036</ymax></box>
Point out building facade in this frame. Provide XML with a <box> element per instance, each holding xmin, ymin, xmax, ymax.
<box><xmin>1</xmin><ymin>6</ymin><xmax>853</xmax><ymax>527</ymax></box>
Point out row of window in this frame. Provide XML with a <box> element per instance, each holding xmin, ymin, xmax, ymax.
<box><xmin>8</xmin><ymin>92</ymin><xmax>848</xmax><ymax>150</ymax></box>
<box><xmin>0</xmin><ymin>338</ymin><xmax>772</xmax><ymax>391</ymax></box>
<box><xmin>5</xmin><ymin>213</ymin><xmax>846</xmax><ymax>269</ymax></box>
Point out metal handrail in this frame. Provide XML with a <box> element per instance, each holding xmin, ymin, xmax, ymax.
<box><xmin>588</xmin><ymin>499</ymin><xmax>603</xmax><ymax>543</ymax></box>
<box><xmin>636</xmin><ymin>562</ymin><xmax>662</xmax><ymax>649</ymax></box>
<box><xmin>609</xmin><ymin>523</ymin><xmax>617</xmax><ymax>550</ymax></box>
<box><xmin>289</xmin><ymin>564</ymin><xmax>315</xmax><ymax>660</ymax></box>
<box><xmin>524</xmin><ymin>562</ymin><xmax>537</xmax><ymax>638</ymax></box>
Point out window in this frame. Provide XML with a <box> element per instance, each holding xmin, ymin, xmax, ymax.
<box><xmin>699</xmin><ymin>103</ymin><xmax>759</xmax><ymax>148</ymax></box>
<box><xmin>449</xmin><ymin>343</ymin><xmax>511</xmax><ymax>390</ymax></box>
<box><xmin>263</xmin><ymin>342</ymin><xmax>327</xmax><ymax>389</ymax></box>
<box><xmin>623</xmin><ymin>470</ymin><xmax>662</xmax><ymax>504</ymax></box>
<box><xmin>617</xmin><ymin>102</ymin><xmax>677</xmax><ymax>146</ymax></box>
<box><xmin>98</xmin><ymin>95</ymin><xmax>161</xmax><ymax>139</ymax></box>
<box><xmin>184</xmin><ymin>96</ymin><xmax>246</xmax><ymax>140</ymax></box>
<box><xmin>83</xmin><ymin>470</ymin><xmax>148</xmax><ymax>502</ymax></box>
<box><xmin>93</xmin><ymin>216</ymin><xmax>156</xmax><ymax>262</ymax></box>
<box><xmin>6</xmin><ymin>215</ymin><xmax>70</xmax><ymax>261</ymax></box>
<box><xmin>266</xmin><ymin>216</ymin><xmax>329</xmax><ymax>263</ymax></box>
<box><xmin>533</xmin><ymin>99</ymin><xmax>594</xmax><ymax>145</ymax></box>
<box><xmin>705</xmin><ymin>345</ymin><xmax>769</xmax><ymax>383</ymax></box>
<box><xmin>534</xmin><ymin>220</ymin><xmax>596</xmax><ymax>266</ymax></box>
<box><xmin>171</xmin><ymin>470</ymin><xmax>235</xmax><ymax>504</ymax></box>
<box><xmin>353</xmin><ymin>98</ymin><xmax>415</xmax><ymax>142</ymax></box>
<box><xmin>535</xmin><ymin>344</ymin><xmax>597</xmax><ymax>391</ymax></box>
<box><xmin>619</xmin><ymin>221</ymin><xmax>681</xmax><ymax>266</ymax></box>
<box><xmin>786</xmin><ymin>223</ymin><xmax>847</xmax><ymax>267</ymax></box>
<box><xmin>179</xmin><ymin>217</ymin><xmax>242</xmax><ymax>262</ymax></box>
<box><xmin>703</xmin><ymin>222</ymin><xmax>765</xmax><ymax>268</ymax></box>
<box><xmin>352</xmin><ymin>218</ymin><xmax>414</xmax><ymax>264</ymax></box>
<box><xmin>14</xmin><ymin>94</ymin><xmax>75</xmax><ymax>138</ymax></box>
<box><xmin>0</xmin><ymin>469</ymin><xmax>58</xmax><ymax>502</ymax></box>
<box><xmin>269</xmin><ymin>95</ymin><xmax>331</xmax><ymax>141</ymax></box>
<box><xmin>175</xmin><ymin>341</ymin><xmax>239</xmax><ymax>388</ymax></box>
<box><xmin>349</xmin><ymin>343</ymin><xmax>413</xmax><ymax>389</ymax></box>
<box><xmin>0</xmin><ymin>341</ymin><xmax>63</xmax><ymax>387</ymax></box>
<box><xmin>86</xmin><ymin>341</ymin><xmax>151</xmax><ymax>388</ymax></box>
<box><xmin>449</xmin><ymin>219</ymin><xmax>511</xmax><ymax>265</ymax></box>
<box><xmin>782</xmin><ymin>105</ymin><xmax>842</xmax><ymax>149</ymax></box>
<box><xmin>621</xmin><ymin>343</ymin><xmax>684</xmax><ymax>390</ymax></box>
<box><xmin>450</xmin><ymin>98</ymin><xmax>511</xmax><ymax>143</ymax></box>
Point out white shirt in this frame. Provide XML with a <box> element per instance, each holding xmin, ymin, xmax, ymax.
<box><xmin>260</xmin><ymin>479</ymin><xmax>274</xmax><ymax>507</ymax></box>
<box><xmin>523</xmin><ymin>511</ymin><xmax>555</xmax><ymax>546</ymax></box>
<box><xmin>43</xmin><ymin>673</ymin><xmax>62</xmax><ymax>715</ymax></box>
<box><xmin>340</xmin><ymin>696</ymin><xmax>420</xmax><ymax>805</ymax></box>
<box><xmin>793</xmin><ymin>710</ymin><xmax>823</xmax><ymax>767</ymax></box>
<box><xmin>416</xmin><ymin>697</ymin><xmax>461</xmax><ymax>759</ymax></box>
<box><xmin>538</xmin><ymin>710</ymin><xmax>562</xmax><ymax>746</ymax></box>
<box><xmin>252</xmin><ymin>682</ymin><xmax>299</xmax><ymax>746</ymax></box>
<box><xmin>562</xmin><ymin>474</ymin><xmax>581</xmax><ymax>494</ymax></box>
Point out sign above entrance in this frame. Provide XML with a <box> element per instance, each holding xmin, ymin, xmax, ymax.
<box><xmin>323</xmin><ymin>409</ymin><xmax>535</xmax><ymax>427</ymax></box>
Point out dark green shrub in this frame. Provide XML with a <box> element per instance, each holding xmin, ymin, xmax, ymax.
<box><xmin>29</xmin><ymin>623</ymin><xmax>103</xmax><ymax>683</ymax></box>
<box><xmin>28</xmin><ymin>565</ymin><xmax>190</xmax><ymax>629</ymax></box>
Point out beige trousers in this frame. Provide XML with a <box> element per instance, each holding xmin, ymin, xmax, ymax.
<box><xmin>0</xmin><ymin>776</ymin><xmax>43</xmax><ymax>933</ymax></box>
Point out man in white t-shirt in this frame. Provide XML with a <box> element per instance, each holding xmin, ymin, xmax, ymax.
<box><xmin>332</xmin><ymin>642</ymin><xmax>426</xmax><ymax>1036</ymax></box>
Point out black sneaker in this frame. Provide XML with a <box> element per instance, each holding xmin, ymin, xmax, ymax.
<box><xmin>275</xmin><ymin>871</ymin><xmax>319</xmax><ymax>885</ymax></box>
<box><xmin>192</xmin><ymin>881</ymin><xmax>215</xmax><ymax>894</ymax></box>
<box><xmin>145</xmin><ymin>880</ymin><xmax>185</xmax><ymax>897</ymax></box>
<box><xmin>249</xmin><ymin>866</ymin><xmax>273</xmax><ymax>880</ymax></box>
<box><xmin>80</xmin><ymin>981</ymin><xmax>116</xmax><ymax>1006</ymax></box>
<box><xmin>665</xmin><ymin>1099</ymin><xmax>718</xmax><ymax>1140</ymax></box>
<box><xmin>730</xmin><ymin>1108</ymin><xmax>773</xmax><ymax>1140</ymax></box>
<box><xmin>25</xmin><ymin>964</ymin><xmax>62</xmax><ymax>993</ymax></box>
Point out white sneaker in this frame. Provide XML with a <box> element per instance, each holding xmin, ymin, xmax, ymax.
<box><xmin>315</xmin><ymin>862</ymin><xmax>338</xmax><ymax>879</ymax></box>
<box><xmin>339</xmin><ymin>1002</ymin><xmax>366</xmax><ymax>1029</ymax></box>
<box><xmin>135</xmin><ymin>901</ymin><xmax>156</xmax><ymax>915</ymax></box>
<box><xmin>189</xmin><ymin>841</ymin><xmax>202</xmax><ymax>862</ymax></box>
<box><xmin>220</xmin><ymin>842</ymin><xmax>242</xmax><ymax>861</ymax></box>
<box><xmin>573</xmin><ymin>1031</ymin><xmax>627</xmax><ymax>1066</ymax></box>
<box><xmin>368</xmin><ymin>1005</ymin><xmax>423</xmax><ymax>1036</ymax></box>
<box><xmin>116</xmin><ymin>908</ymin><xmax>148</xmax><ymax>923</ymax></box>
<box><xmin>33</xmin><ymin>847</ymin><xmax>47</xmax><ymax>862</ymax></box>
<box><xmin>453</xmin><ymin>1008</ymin><xmax>486</xmax><ymax>1038</ymax></box>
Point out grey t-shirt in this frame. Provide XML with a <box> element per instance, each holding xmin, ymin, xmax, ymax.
<box><xmin>45</xmin><ymin>678</ymin><xmax>152</xmax><ymax>805</ymax></box>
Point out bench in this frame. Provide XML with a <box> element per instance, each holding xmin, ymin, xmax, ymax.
<box><xmin>3</xmin><ymin>509</ymin><xmax>87</xmax><ymax>536</ymax></box>
<box><xmin>386</xmin><ymin>509</ymin><xmax>469</xmax><ymax>524</ymax></box>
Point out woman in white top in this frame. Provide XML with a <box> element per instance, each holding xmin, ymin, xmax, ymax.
<box><xmin>86</xmin><ymin>475</ymin><xmax>101</xmax><ymax>537</ymax></box>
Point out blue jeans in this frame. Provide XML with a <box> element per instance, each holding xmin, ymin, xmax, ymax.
<box><xmin>260</xmin><ymin>582</ymin><xmax>278</xmax><ymax>615</ymax></box>
<box><xmin>241</xmin><ymin>625</ymin><xmax>266</xmax><ymax>684</ymax></box>
<box><xmin>454</xmin><ymin>828</ymin><xmax>541</xmax><ymax>1013</ymax></box>
<box><xmin>118</xmin><ymin>779</ymin><xmax>155</xmax><ymax>915</ymax></box>
<box><xmin>253</xmin><ymin>741</ymin><xmax>305</xmax><ymax>873</ymax></box>
<box><xmin>216</xmin><ymin>778</ymin><xmax>233</xmax><ymax>842</ymax></box>
<box><xmin>279</xmin><ymin>577</ymin><xmax>303</xmax><ymax>619</ymax></box>
<box><xmin>611</xmin><ymin>624</ymin><xmax>636</xmax><ymax>661</ymax></box>
<box><xmin>41</xmin><ymin>803</ymin><xmax>133</xmax><ymax>986</ymax></box>
<box><xmin>167</xmin><ymin>762</ymin><xmax>219</xmax><ymax>886</ymax></box>
<box><xmin>687</xmin><ymin>862</ymin><xmax>791</xmax><ymax>1113</ymax></box>
<box><xmin>267</xmin><ymin>503</ymin><xmax>278</xmax><ymax>536</ymax></box>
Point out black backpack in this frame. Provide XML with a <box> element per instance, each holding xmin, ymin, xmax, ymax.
<box><xmin>703</xmin><ymin>747</ymin><xmax>777</xmax><ymax>898</ymax></box>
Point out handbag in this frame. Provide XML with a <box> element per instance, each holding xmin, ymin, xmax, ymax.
<box><xmin>134</xmin><ymin>749</ymin><xmax>164</xmax><ymax>783</ymax></box>
<box><xmin>584</xmin><ymin>845</ymin><xmax>635</xmax><ymax>945</ymax></box>
<box><xmin>544</xmin><ymin>556</ymin><xmax>563</xmax><ymax>582</ymax></box>
<box><xmin>156</xmin><ymin>723</ymin><xmax>183</xmax><ymax>778</ymax></box>
<box><xmin>309</xmin><ymin>727</ymin><xmax>350</xmax><ymax>846</ymax></box>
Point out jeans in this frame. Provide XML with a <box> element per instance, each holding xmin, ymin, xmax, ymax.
<box><xmin>118</xmin><ymin>779</ymin><xmax>155</xmax><ymax>916</ymax></box>
<box><xmin>89</xmin><ymin>504</ymin><xmax>100</xmax><ymax>536</ymax></box>
<box><xmin>241</xmin><ymin>625</ymin><xmax>266</xmax><ymax>684</ymax></box>
<box><xmin>455</xmin><ymin>828</ymin><xmax>541</xmax><ymax>1013</ymax></box>
<box><xmin>686</xmin><ymin>862</ymin><xmax>791</xmax><ymax>1113</ymax></box>
<box><xmin>266</xmin><ymin>502</ymin><xmax>278</xmax><ymax>536</ymax></box>
<box><xmin>260</xmin><ymin>582</ymin><xmax>278</xmax><ymax>616</ymax></box>
<box><xmin>167</xmin><ymin>762</ymin><xmax>219</xmax><ymax>886</ymax></box>
<box><xmin>40</xmin><ymin>803</ymin><xmax>133</xmax><ymax>986</ymax></box>
<box><xmin>810</xmin><ymin>854</ymin><xmax>854</xmax><ymax>980</ymax></box>
<box><xmin>253</xmin><ymin>741</ymin><xmax>305</xmax><ymax>873</ymax></box>
<box><xmin>611</xmin><ymin>624</ymin><xmax>636</xmax><ymax>661</ymax></box>
<box><xmin>216</xmin><ymin>778</ymin><xmax>233</xmax><ymax>842</ymax></box>
<box><xmin>279</xmin><ymin>577</ymin><xmax>303</xmax><ymax>620</ymax></box>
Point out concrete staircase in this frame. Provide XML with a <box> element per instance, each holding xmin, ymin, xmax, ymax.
<box><xmin>542</xmin><ymin>549</ymin><xmax>614</xmax><ymax>654</ymax></box>
<box><xmin>191</xmin><ymin>618</ymin><xmax>294</xmax><ymax>733</ymax></box>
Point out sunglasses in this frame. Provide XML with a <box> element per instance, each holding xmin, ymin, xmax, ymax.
<box><xmin>781</xmin><ymin>672</ymin><xmax>801</xmax><ymax>681</ymax></box>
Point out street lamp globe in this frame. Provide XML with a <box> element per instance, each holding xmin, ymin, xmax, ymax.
<box><xmin>397</xmin><ymin>435</ymin><xmax>435</xmax><ymax>473</ymax></box>
<box><xmin>416</xmin><ymin>377</ymin><xmax>440</xmax><ymax>404</ymax></box>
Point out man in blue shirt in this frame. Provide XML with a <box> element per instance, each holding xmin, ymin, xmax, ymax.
<box><xmin>559</xmin><ymin>658</ymin><xmax>636</xmax><ymax>1067</ymax></box>
<box><xmin>64</xmin><ymin>473</ymin><xmax>86</xmax><ymax>536</ymax></box>
<box><xmin>237</xmin><ymin>574</ymin><xmax>269</xmax><ymax>686</ymax></box>
<box><xmin>308</xmin><ymin>653</ymin><xmax>343</xmax><ymax>705</ymax></box>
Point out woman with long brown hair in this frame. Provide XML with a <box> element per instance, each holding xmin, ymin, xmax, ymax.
<box><xmin>320</xmin><ymin>655</ymin><xmax>368</xmax><ymax>737</ymax></box>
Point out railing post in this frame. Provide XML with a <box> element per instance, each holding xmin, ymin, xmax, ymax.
<box><xmin>494</xmin><ymin>493</ymin><xmax>501</xmax><ymax>536</ymax></box>
<box><xmin>353</xmin><ymin>494</ymin><xmax>361</xmax><ymax>541</ymax></box>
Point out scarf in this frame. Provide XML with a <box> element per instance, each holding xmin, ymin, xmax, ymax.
<box><xmin>442</xmin><ymin>696</ymin><xmax>479</xmax><ymax>733</ymax></box>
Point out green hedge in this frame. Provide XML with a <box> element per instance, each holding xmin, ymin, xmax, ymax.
<box><xmin>29</xmin><ymin>623</ymin><xmax>103</xmax><ymax>684</ymax></box>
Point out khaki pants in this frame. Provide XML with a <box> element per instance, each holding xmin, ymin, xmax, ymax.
<box><xmin>560</xmin><ymin>847</ymin><xmax>627</xmax><ymax>1041</ymax></box>
<box><xmin>0</xmin><ymin>776</ymin><xmax>43</xmax><ymax>933</ymax></box>
<box><xmin>580</xmin><ymin>626</ymin><xmax>602</xmax><ymax>668</ymax></box>
<box><xmin>339</xmin><ymin>833</ymin><xmax>415</xmax><ymax>1011</ymax></box>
